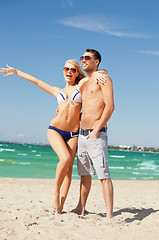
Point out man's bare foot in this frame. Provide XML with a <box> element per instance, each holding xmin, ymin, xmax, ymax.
<box><xmin>70</xmin><ymin>206</ymin><xmax>88</xmax><ymax>216</ymax></box>
<box><xmin>106</xmin><ymin>213</ymin><xmax>113</xmax><ymax>219</ymax></box>
<box><xmin>70</xmin><ymin>205</ymin><xmax>82</xmax><ymax>215</ymax></box>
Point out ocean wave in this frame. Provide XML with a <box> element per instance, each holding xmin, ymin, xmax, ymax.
<box><xmin>137</xmin><ymin>161</ymin><xmax>158</xmax><ymax>170</ymax></box>
<box><xmin>31</xmin><ymin>150</ymin><xmax>36</xmax><ymax>153</ymax></box>
<box><xmin>139</xmin><ymin>166</ymin><xmax>158</xmax><ymax>170</ymax></box>
<box><xmin>0</xmin><ymin>148</ymin><xmax>15</xmax><ymax>152</ymax></box>
<box><xmin>12</xmin><ymin>162</ymin><xmax>31</xmax><ymax>165</ymax></box>
<box><xmin>141</xmin><ymin>177</ymin><xmax>154</xmax><ymax>180</ymax></box>
<box><xmin>109</xmin><ymin>167</ymin><xmax>124</xmax><ymax>169</ymax></box>
<box><xmin>110</xmin><ymin>155</ymin><xmax>125</xmax><ymax>158</ymax></box>
<box><xmin>0</xmin><ymin>159</ymin><xmax>5</xmax><ymax>162</ymax></box>
<box><xmin>19</xmin><ymin>162</ymin><xmax>31</xmax><ymax>165</ymax></box>
<box><xmin>35</xmin><ymin>154</ymin><xmax>41</xmax><ymax>157</ymax></box>
<box><xmin>132</xmin><ymin>172</ymin><xmax>140</xmax><ymax>175</ymax></box>
<box><xmin>17</xmin><ymin>153</ymin><xmax>28</xmax><ymax>156</ymax></box>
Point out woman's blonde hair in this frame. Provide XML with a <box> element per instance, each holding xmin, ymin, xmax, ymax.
<box><xmin>65</xmin><ymin>59</ymin><xmax>86</xmax><ymax>84</ymax></box>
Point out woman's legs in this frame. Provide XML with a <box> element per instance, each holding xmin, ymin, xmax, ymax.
<box><xmin>60</xmin><ymin>137</ymin><xmax>78</xmax><ymax>211</ymax></box>
<box><xmin>47</xmin><ymin>129</ymin><xmax>77</xmax><ymax>213</ymax></box>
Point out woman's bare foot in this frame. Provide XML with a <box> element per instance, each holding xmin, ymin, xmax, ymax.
<box><xmin>53</xmin><ymin>193</ymin><xmax>61</xmax><ymax>214</ymax></box>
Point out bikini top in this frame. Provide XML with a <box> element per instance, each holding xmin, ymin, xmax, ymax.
<box><xmin>57</xmin><ymin>85</ymin><xmax>82</xmax><ymax>104</ymax></box>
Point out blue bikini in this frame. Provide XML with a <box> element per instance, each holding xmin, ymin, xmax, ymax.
<box><xmin>48</xmin><ymin>86</ymin><xmax>81</xmax><ymax>142</ymax></box>
<box><xmin>48</xmin><ymin>126</ymin><xmax>79</xmax><ymax>142</ymax></box>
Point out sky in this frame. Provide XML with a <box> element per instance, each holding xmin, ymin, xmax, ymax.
<box><xmin>0</xmin><ymin>0</ymin><xmax>159</xmax><ymax>147</ymax></box>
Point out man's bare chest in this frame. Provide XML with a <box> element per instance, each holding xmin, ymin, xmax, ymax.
<box><xmin>82</xmin><ymin>82</ymin><xmax>100</xmax><ymax>99</ymax></box>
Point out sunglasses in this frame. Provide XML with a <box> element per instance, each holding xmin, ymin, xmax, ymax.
<box><xmin>80</xmin><ymin>56</ymin><xmax>92</xmax><ymax>61</ymax></box>
<box><xmin>63</xmin><ymin>67</ymin><xmax>77</xmax><ymax>73</ymax></box>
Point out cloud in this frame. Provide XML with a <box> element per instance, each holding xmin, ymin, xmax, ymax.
<box><xmin>57</xmin><ymin>15</ymin><xmax>151</xmax><ymax>38</ymax></box>
<box><xmin>139</xmin><ymin>50</ymin><xmax>159</xmax><ymax>56</ymax></box>
<box><xmin>61</xmin><ymin>0</ymin><xmax>73</xmax><ymax>8</ymax></box>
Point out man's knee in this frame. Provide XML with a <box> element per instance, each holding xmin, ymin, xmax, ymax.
<box><xmin>100</xmin><ymin>178</ymin><xmax>112</xmax><ymax>184</ymax></box>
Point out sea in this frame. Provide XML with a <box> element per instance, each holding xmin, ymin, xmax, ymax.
<box><xmin>0</xmin><ymin>142</ymin><xmax>159</xmax><ymax>180</ymax></box>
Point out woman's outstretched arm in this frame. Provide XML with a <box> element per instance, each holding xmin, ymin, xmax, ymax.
<box><xmin>0</xmin><ymin>65</ymin><xmax>61</xmax><ymax>97</ymax></box>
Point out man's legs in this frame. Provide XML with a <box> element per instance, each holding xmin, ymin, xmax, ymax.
<box><xmin>71</xmin><ymin>175</ymin><xmax>91</xmax><ymax>215</ymax></box>
<box><xmin>100</xmin><ymin>178</ymin><xmax>113</xmax><ymax>219</ymax></box>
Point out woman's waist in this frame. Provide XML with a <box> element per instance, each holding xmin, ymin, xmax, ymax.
<box><xmin>50</xmin><ymin>117</ymin><xmax>80</xmax><ymax>132</ymax></box>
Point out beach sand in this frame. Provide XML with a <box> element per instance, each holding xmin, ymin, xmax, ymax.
<box><xmin>0</xmin><ymin>178</ymin><xmax>159</xmax><ymax>240</ymax></box>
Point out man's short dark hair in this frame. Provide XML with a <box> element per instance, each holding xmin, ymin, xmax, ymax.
<box><xmin>86</xmin><ymin>48</ymin><xmax>101</xmax><ymax>65</ymax></box>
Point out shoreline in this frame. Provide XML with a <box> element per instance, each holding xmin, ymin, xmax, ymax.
<box><xmin>1</xmin><ymin>141</ymin><xmax>159</xmax><ymax>153</ymax></box>
<box><xmin>1</xmin><ymin>178</ymin><xmax>159</xmax><ymax>240</ymax></box>
<box><xmin>0</xmin><ymin>176</ymin><xmax>159</xmax><ymax>181</ymax></box>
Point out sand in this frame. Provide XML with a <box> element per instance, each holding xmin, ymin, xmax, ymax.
<box><xmin>0</xmin><ymin>178</ymin><xmax>159</xmax><ymax>240</ymax></box>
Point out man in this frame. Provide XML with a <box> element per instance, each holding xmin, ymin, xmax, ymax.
<box><xmin>73</xmin><ymin>49</ymin><xmax>115</xmax><ymax>219</ymax></box>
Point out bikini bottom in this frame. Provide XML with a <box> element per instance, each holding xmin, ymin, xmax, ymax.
<box><xmin>48</xmin><ymin>126</ymin><xmax>79</xmax><ymax>142</ymax></box>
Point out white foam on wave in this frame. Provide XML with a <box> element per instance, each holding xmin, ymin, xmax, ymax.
<box><xmin>109</xmin><ymin>166</ymin><xmax>124</xmax><ymax>169</ymax></box>
<box><xmin>12</xmin><ymin>162</ymin><xmax>30</xmax><ymax>165</ymax></box>
<box><xmin>137</xmin><ymin>160</ymin><xmax>158</xmax><ymax>170</ymax></box>
<box><xmin>0</xmin><ymin>148</ymin><xmax>15</xmax><ymax>152</ymax></box>
<box><xmin>142</xmin><ymin>177</ymin><xmax>154</xmax><ymax>180</ymax></box>
<box><xmin>35</xmin><ymin>154</ymin><xmax>41</xmax><ymax>157</ymax></box>
<box><xmin>132</xmin><ymin>172</ymin><xmax>140</xmax><ymax>175</ymax></box>
<box><xmin>19</xmin><ymin>162</ymin><xmax>31</xmax><ymax>165</ymax></box>
<box><xmin>31</xmin><ymin>150</ymin><xmax>36</xmax><ymax>153</ymax></box>
<box><xmin>17</xmin><ymin>153</ymin><xmax>28</xmax><ymax>156</ymax></box>
<box><xmin>0</xmin><ymin>159</ymin><xmax>5</xmax><ymax>162</ymax></box>
<box><xmin>110</xmin><ymin>155</ymin><xmax>125</xmax><ymax>158</ymax></box>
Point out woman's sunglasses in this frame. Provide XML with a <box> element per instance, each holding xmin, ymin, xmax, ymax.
<box><xmin>80</xmin><ymin>56</ymin><xmax>92</xmax><ymax>61</ymax></box>
<box><xmin>63</xmin><ymin>67</ymin><xmax>77</xmax><ymax>73</ymax></box>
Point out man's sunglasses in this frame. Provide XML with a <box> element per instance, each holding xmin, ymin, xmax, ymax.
<box><xmin>63</xmin><ymin>67</ymin><xmax>77</xmax><ymax>73</ymax></box>
<box><xmin>80</xmin><ymin>56</ymin><xmax>92</xmax><ymax>61</ymax></box>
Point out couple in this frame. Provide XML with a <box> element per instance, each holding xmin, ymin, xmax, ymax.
<box><xmin>0</xmin><ymin>48</ymin><xmax>115</xmax><ymax>219</ymax></box>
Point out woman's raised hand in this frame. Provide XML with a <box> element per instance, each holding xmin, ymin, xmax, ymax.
<box><xmin>0</xmin><ymin>64</ymin><xmax>17</xmax><ymax>77</ymax></box>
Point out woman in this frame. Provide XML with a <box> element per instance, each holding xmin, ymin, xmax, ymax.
<box><xmin>0</xmin><ymin>60</ymin><xmax>106</xmax><ymax>213</ymax></box>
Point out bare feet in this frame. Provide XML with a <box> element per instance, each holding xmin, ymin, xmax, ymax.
<box><xmin>106</xmin><ymin>213</ymin><xmax>113</xmax><ymax>219</ymax></box>
<box><xmin>70</xmin><ymin>206</ymin><xmax>88</xmax><ymax>216</ymax></box>
<box><xmin>70</xmin><ymin>206</ymin><xmax>82</xmax><ymax>215</ymax></box>
<box><xmin>53</xmin><ymin>193</ymin><xmax>62</xmax><ymax>214</ymax></box>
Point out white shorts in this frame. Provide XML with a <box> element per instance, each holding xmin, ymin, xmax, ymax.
<box><xmin>77</xmin><ymin>130</ymin><xmax>110</xmax><ymax>180</ymax></box>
